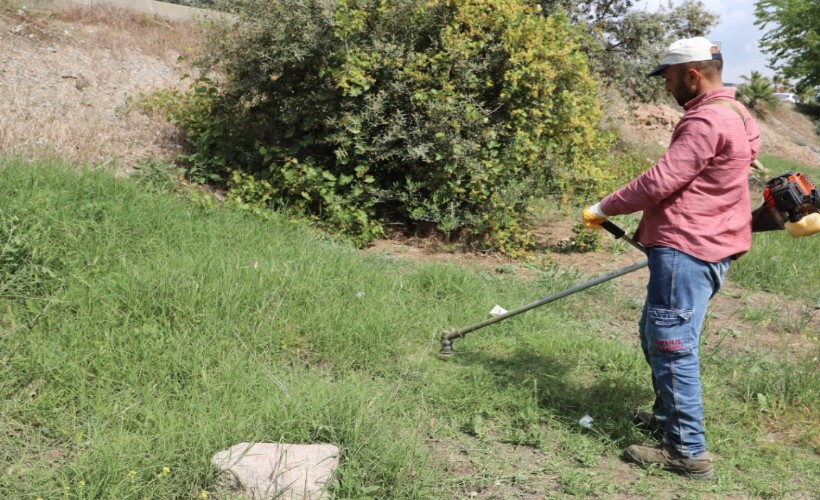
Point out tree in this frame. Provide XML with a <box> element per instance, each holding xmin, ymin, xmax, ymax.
<box><xmin>771</xmin><ymin>74</ymin><xmax>791</xmax><ymax>92</ymax></box>
<box><xmin>539</xmin><ymin>0</ymin><xmax>635</xmax><ymax>29</ymax></box>
<box><xmin>598</xmin><ymin>1</ymin><xmax>718</xmax><ymax>101</ymax></box>
<box><xmin>754</xmin><ymin>0</ymin><xmax>820</xmax><ymax>91</ymax></box>
<box><xmin>549</xmin><ymin>0</ymin><xmax>719</xmax><ymax>102</ymax></box>
<box><xmin>735</xmin><ymin>71</ymin><xmax>780</xmax><ymax>116</ymax></box>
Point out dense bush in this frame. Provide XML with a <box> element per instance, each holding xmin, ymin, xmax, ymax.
<box><xmin>165</xmin><ymin>0</ymin><xmax>611</xmax><ymax>254</ymax></box>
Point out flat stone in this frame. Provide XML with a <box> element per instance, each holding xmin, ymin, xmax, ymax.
<box><xmin>212</xmin><ymin>442</ymin><xmax>340</xmax><ymax>499</ymax></box>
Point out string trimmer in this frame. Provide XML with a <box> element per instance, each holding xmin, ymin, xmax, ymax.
<box><xmin>438</xmin><ymin>170</ymin><xmax>820</xmax><ymax>356</ymax></box>
<box><xmin>438</xmin><ymin>221</ymin><xmax>645</xmax><ymax>356</ymax></box>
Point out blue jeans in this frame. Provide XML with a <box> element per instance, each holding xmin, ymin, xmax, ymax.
<box><xmin>638</xmin><ymin>246</ymin><xmax>730</xmax><ymax>457</ymax></box>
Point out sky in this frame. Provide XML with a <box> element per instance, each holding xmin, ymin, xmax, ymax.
<box><xmin>633</xmin><ymin>0</ymin><xmax>775</xmax><ymax>85</ymax></box>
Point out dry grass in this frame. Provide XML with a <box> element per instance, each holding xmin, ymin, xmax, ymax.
<box><xmin>51</xmin><ymin>5</ymin><xmax>203</xmax><ymax>60</ymax></box>
<box><xmin>0</xmin><ymin>3</ymin><xmax>202</xmax><ymax>172</ymax></box>
<box><xmin>762</xmin><ymin>104</ymin><xmax>820</xmax><ymax>163</ymax></box>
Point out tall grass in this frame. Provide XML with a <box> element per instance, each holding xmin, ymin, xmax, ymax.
<box><xmin>1</xmin><ymin>159</ymin><xmax>818</xmax><ymax>498</ymax></box>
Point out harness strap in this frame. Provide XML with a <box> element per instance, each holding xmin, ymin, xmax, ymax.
<box><xmin>703</xmin><ymin>99</ymin><xmax>766</xmax><ymax>171</ymax></box>
<box><xmin>703</xmin><ymin>99</ymin><xmax>746</xmax><ymax>127</ymax></box>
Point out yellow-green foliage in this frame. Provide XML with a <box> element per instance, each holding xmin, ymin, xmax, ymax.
<box><xmin>175</xmin><ymin>0</ymin><xmax>611</xmax><ymax>254</ymax></box>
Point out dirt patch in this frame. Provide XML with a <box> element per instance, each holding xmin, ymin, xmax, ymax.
<box><xmin>0</xmin><ymin>5</ymin><xmax>199</xmax><ymax>172</ymax></box>
<box><xmin>427</xmin><ymin>435</ymin><xmax>564</xmax><ymax>499</ymax></box>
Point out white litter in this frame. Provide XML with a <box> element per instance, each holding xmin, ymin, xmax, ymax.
<box><xmin>578</xmin><ymin>415</ymin><xmax>594</xmax><ymax>428</ymax></box>
<box><xmin>489</xmin><ymin>305</ymin><xmax>508</xmax><ymax>316</ymax></box>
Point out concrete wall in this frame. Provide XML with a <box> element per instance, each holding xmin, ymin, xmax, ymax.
<box><xmin>19</xmin><ymin>0</ymin><xmax>229</xmax><ymax>22</ymax></box>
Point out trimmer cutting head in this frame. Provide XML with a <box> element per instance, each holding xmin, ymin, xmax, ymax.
<box><xmin>439</xmin><ymin>338</ymin><xmax>455</xmax><ymax>356</ymax></box>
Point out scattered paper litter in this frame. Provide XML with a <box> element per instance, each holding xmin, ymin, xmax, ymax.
<box><xmin>578</xmin><ymin>415</ymin><xmax>594</xmax><ymax>428</ymax></box>
<box><xmin>489</xmin><ymin>305</ymin><xmax>508</xmax><ymax>316</ymax></box>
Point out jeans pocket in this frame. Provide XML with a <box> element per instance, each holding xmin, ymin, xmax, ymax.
<box><xmin>647</xmin><ymin>307</ymin><xmax>694</xmax><ymax>355</ymax></box>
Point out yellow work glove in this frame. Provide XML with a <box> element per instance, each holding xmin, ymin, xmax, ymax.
<box><xmin>582</xmin><ymin>202</ymin><xmax>607</xmax><ymax>230</ymax></box>
<box><xmin>784</xmin><ymin>213</ymin><xmax>820</xmax><ymax>237</ymax></box>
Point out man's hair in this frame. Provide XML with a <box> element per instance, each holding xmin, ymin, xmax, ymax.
<box><xmin>680</xmin><ymin>45</ymin><xmax>723</xmax><ymax>78</ymax></box>
<box><xmin>676</xmin><ymin>58</ymin><xmax>722</xmax><ymax>81</ymax></box>
<box><xmin>690</xmin><ymin>59</ymin><xmax>723</xmax><ymax>75</ymax></box>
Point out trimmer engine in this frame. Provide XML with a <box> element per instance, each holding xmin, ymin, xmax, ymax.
<box><xmin>752</xmin><ymin>172</ymin><xmax>820</xmax><ymax>232</ymax></box>
<box><xmin>764</xmin><ymin>172</ymin><xmax>819</xmax><ymax>222</ymax></box>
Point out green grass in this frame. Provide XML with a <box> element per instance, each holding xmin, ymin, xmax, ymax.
<box><xmin>1</xmin><ymin>159</ymin><xmax>818</xmax><ymax>498</ymax></box>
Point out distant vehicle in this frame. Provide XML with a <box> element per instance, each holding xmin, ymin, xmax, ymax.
<box><xmin>773</xmin><ymin>92</ymin><xmax>798</xmax><ymax>104</ymax></box>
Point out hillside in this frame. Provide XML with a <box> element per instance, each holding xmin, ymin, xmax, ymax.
<box><xmin>2</xmin><ymin>4</ymin><xmax>819</xmax><ymax>173</ymax></box>
<box><xmin>3</xmin><ymin>3</ymin><xmax>818</xmax><ymax>323</ymax></box>
<box><xmin>0</xmin><ymin>5</ymin><xmax>199</xmax><ymax>171</ymax></box>
<box><xmin>2</xmin><ymin>4</ymin><xmax>819</xmax><ymax>499</ymax></box>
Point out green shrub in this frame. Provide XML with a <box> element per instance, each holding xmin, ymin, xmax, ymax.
<box><xmin>166</xmin><ymin>0</ymin><xmax>610</xmax><ymax>255</ymax></box>
<box><xmin>133</xmin><ymin>158</ymin><xmax>185</xmax><ymax>193</ymax></box>
<box><xmin>606</xmin><ymin>148</ymin><xmax>654</xmax><ymax>190</ymax></box>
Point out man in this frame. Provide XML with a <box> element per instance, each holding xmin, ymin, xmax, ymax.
<box><xmin>582</xmin><ymin>37</ymin><xmax>760</xmax><ymax>480</ymax></box>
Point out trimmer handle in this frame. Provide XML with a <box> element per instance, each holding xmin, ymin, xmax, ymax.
<box><xmin>601</xmin><ymin>220</ymin><xmax>646</xmax><ymax>255</ymax></box>
<box><xmin>601</xmin><ymin>220</ymin><xmax>625</xmax><ymax>239</ymax></box>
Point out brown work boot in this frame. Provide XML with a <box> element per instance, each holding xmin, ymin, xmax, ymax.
<box><xmin>624</xmin><ymin>443</ymin><xmax>714</xmax><ymax>480</ymax></box>
<box><xmin>633</xmin><ymin>410</ymin><xmax>664</xmax><ymax>439</ymax></box>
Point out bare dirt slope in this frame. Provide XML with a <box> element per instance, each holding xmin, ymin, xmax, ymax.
<box><xmin>0</xmin><ymin>5</ymin><xmax>198</xmax><ymax>172</ymax></box>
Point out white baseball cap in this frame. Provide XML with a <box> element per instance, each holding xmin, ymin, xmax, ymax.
<box><xmin>647</xmin><ymin>37</ymin><xmax>722</xmax><ymax>77</ymax></box>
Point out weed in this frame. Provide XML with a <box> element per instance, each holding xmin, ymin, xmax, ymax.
<box><xmin>133</xmin><ymin>158</ymin><xmax>185</xmax><ymax>193</ymax></box>
<box><xmin>555</xmin><ymin>223</ymin><xmax>601</xmax><ymax>253</ymax></box>
<box><xmin>0</xmin><ymin>210</ymin><xmax>56</xmax><ymax>299</ymax></box>
<box><xmin>740</xmin><ymin>304</ymin><xmax>774</xmax><ymax>323</ymax></box>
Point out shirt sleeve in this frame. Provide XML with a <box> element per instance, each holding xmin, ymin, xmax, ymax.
<box><xmin>600</xmin><ymin>112</ymin><xmax>721</xmax><ymax>216</ymax></box>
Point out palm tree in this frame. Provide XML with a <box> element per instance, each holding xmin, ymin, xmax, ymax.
<box><xmin>771</xmin><ymin>75</ymin><xmax>791</xmax><ymax>92</ymax></box>
<box><xmin>735</xmin><ymin>71</ymin><xmax>779</xmax><ymax>117</ymax></box>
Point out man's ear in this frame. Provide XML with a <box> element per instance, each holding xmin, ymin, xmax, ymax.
<box><xmin>686</xmin><ymin>68</ymin><xmax>700</xmax><ymax>86</ymax></box>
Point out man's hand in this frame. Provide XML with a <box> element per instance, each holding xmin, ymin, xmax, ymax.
<box><xmin>582</xmin><ymin>203</ymin><xmax>607</xmax><ymax>230</ymax></box>
<box><xmin>785</xmin><ymin>213</ymin><xmax>820</xmax><ymax>237</ymax></box>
